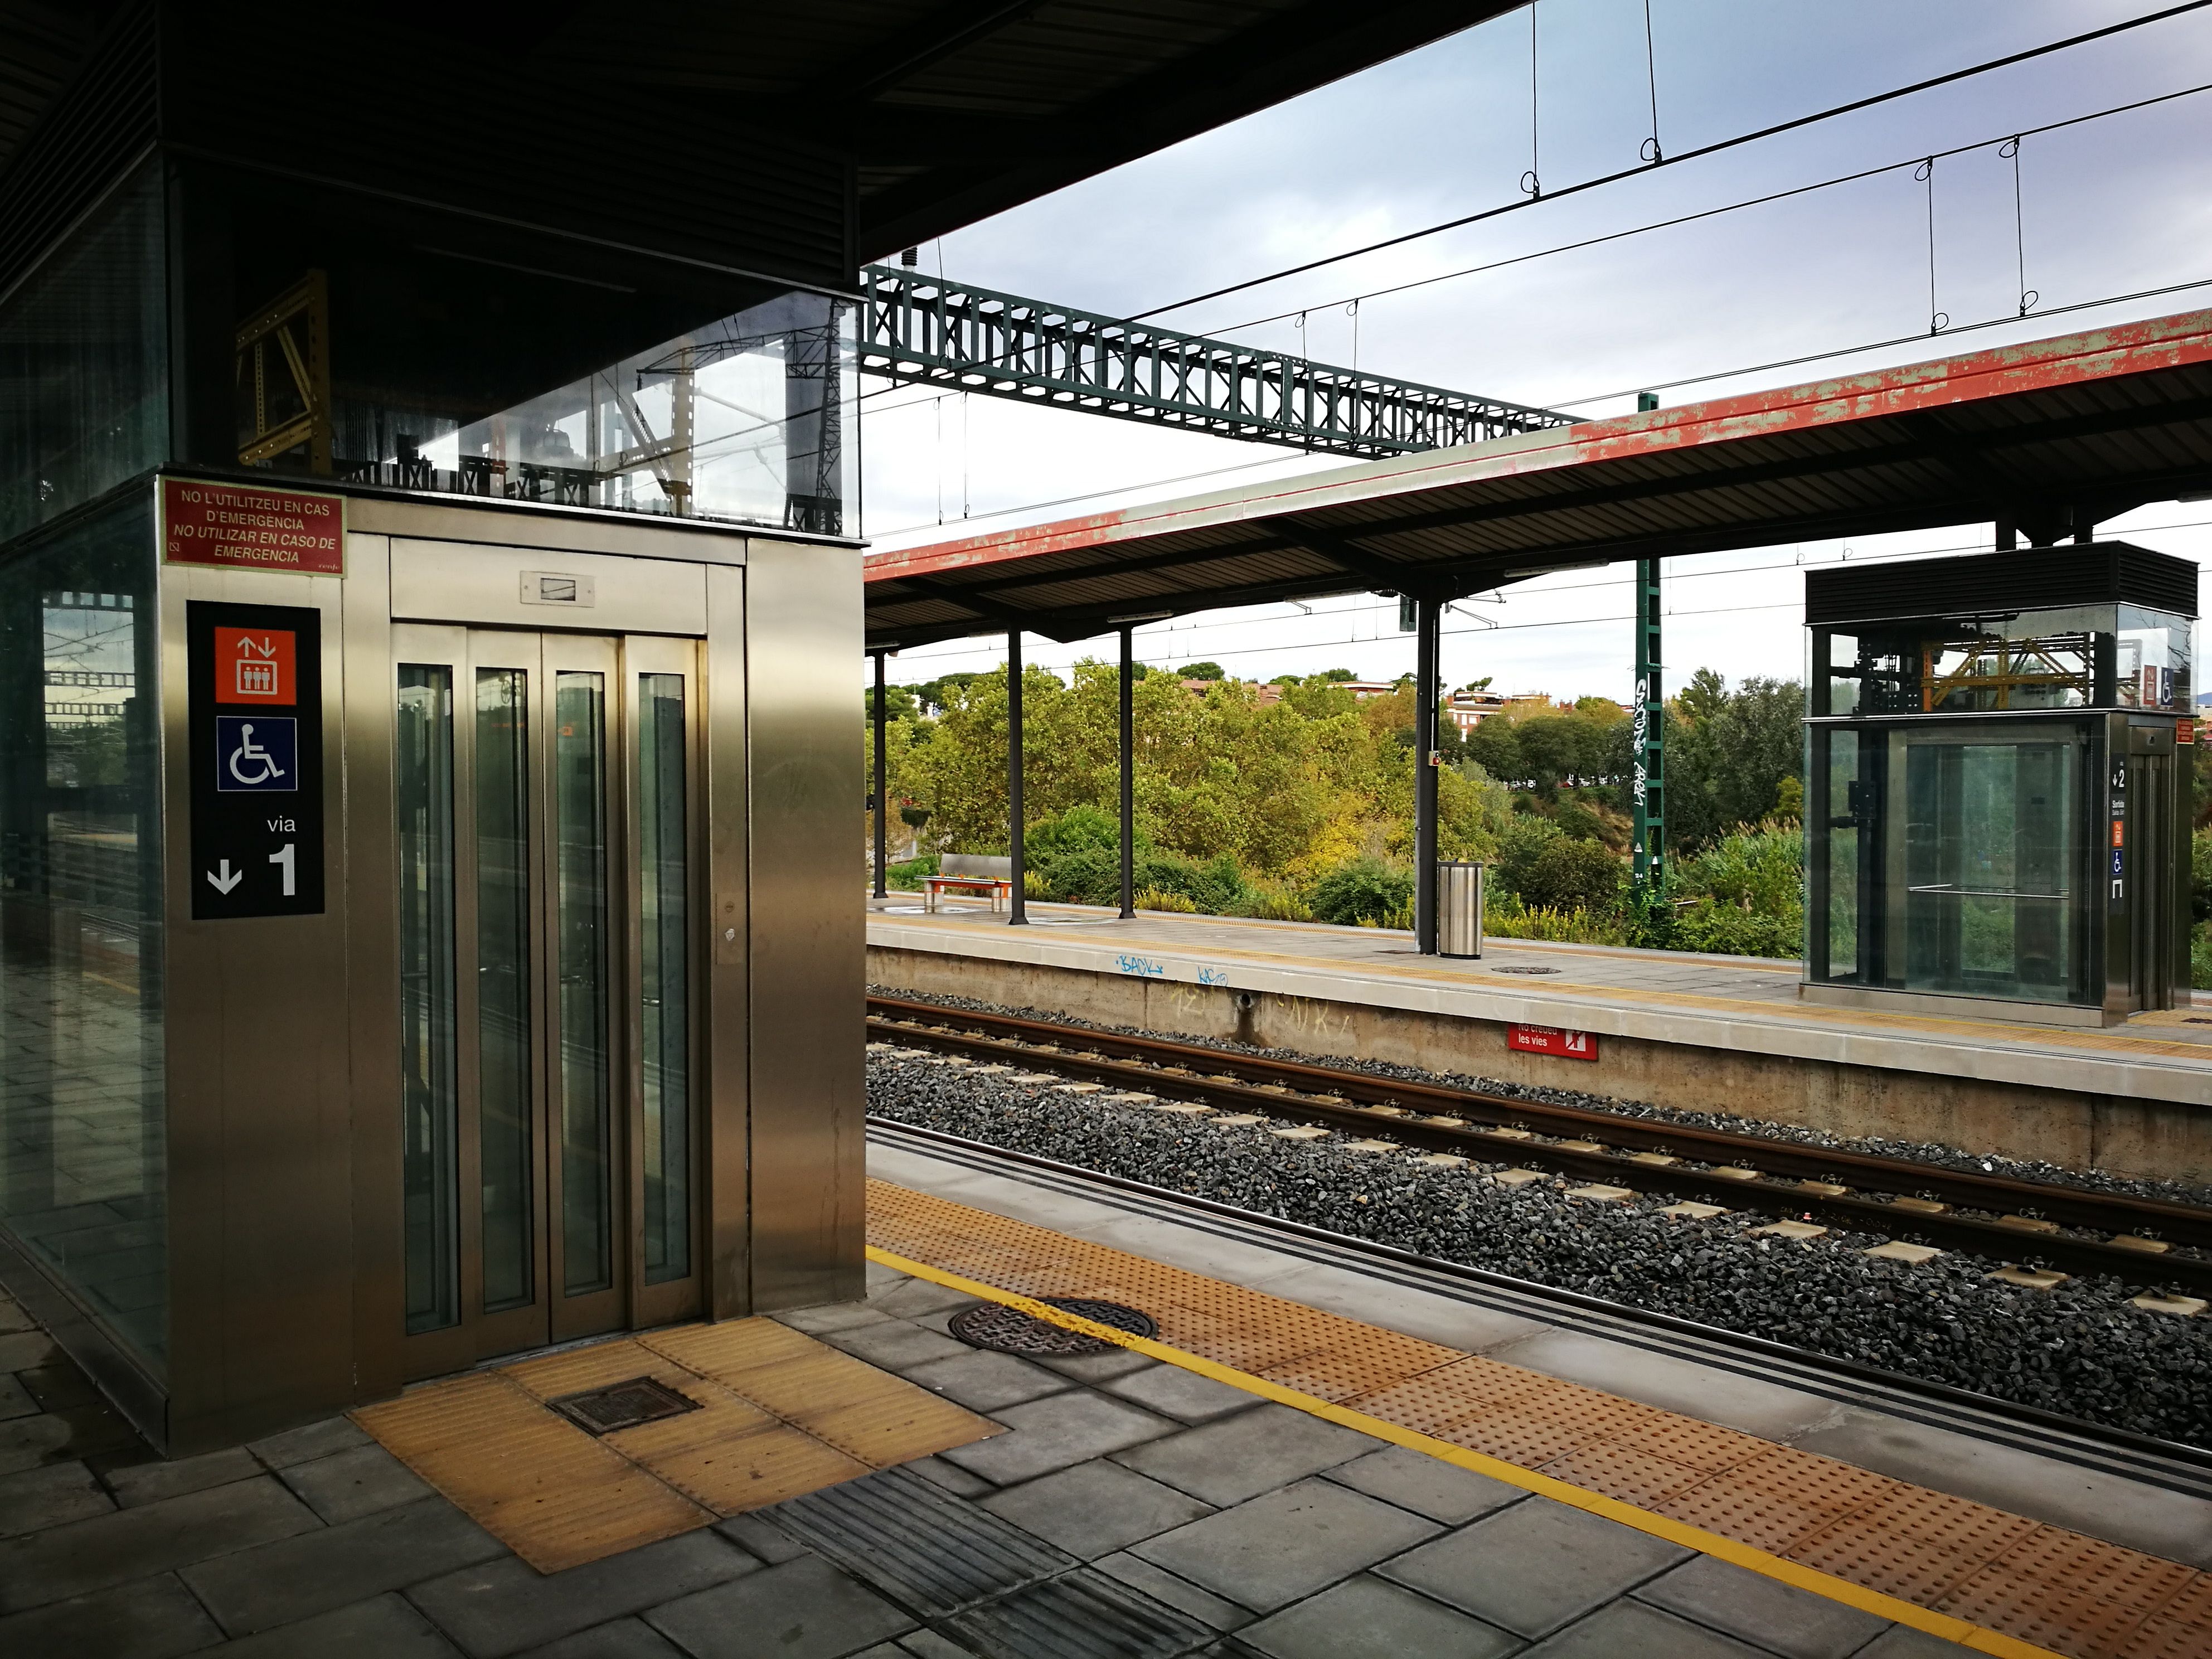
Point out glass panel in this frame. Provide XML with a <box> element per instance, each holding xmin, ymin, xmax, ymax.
<box><xmin>1820</xmin><ymin>729</ymin><xmax>1861</xmax><ymax>980</ymax></box>
<box><xmin>638</xmin><ymin>673</ymin><xmax>689</xmax><ymax>1283</ymax></box>
<box><xmin>1901</xmin><ymin>736</ymin><xmax>2081</xmax><ymax>999</ymax></box>
<box><xmin>555</xmin><ymin>672</ymin><xmax>611</xmax><ymax>1296</ymax></box>
<box><xmin>0</xmin><ymin>495</ymin><xmax>166</xmax><ymax>1369</ymax></box>
<box><xmin>0</xmin><ymin>166</ymin><xmax>167</xmax><ymax>547</ymax></box>
<box><xmin>397</xmin><ymin>668</ymin><xmax>458</xmax><ymax>1333</ymax></box>
<box><xmin>476</xmin><ymin>670</ymin><xmax>533</xmax><ymax>1312</ymax></box>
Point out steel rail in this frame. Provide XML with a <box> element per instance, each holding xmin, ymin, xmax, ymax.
<box><xmin>866</xmin><ymin>995</ymin><xmax>2212</xmax><ymax>1295</ymax></box>
<box><xmin>871</xmin><ymin>1116</ymin><xmax>2212</xmax><ymax>1497</ymax></box>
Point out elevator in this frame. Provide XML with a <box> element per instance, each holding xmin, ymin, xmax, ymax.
<box><xmin>1802</xmin><ymin>542</ymin><xmax>2195</xmax><ymax>1026</ymax></box>
<box><xmin>0</xmin><ymin>473</ymin><xmax>864</xmax><ymax>1457</ymax></box>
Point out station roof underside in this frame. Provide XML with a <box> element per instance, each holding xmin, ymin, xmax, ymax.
<box><xmin>0</xmin><ymin>0</ymin><xmax>1522</xmax><ymax>267</ymax></box>
<box><xmin>864</xmin><ymin>309</ymin><xmax>2212</xmax><ymax>650</ymax></box>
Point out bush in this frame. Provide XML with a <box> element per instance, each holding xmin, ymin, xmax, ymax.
<box><xmin>885</xmin><ymin>855</ymin><xmax>938</xmax><ymax>890</ymax></box>
<box><xmin>1135</xmin><ymin>886</ymin><xmax>1197</xmax><ymax>913</ymax></box>
<box><xmin>1485</xmin><ymin>895</ymin><xmax>1629</xmax><ymax>945</ymax></box>
<box><xmin>1672</xmin><ymin>902</ymin><xmax>1799</xmax><ymax>959</ymax></box>
<box><xmin>1027</xmin><ymin>804</ymin><xmax>1123</xmax><ymax>865</ymax></box>
<box><xmin>1036</xmin><ymin>845</ymin><xmax>1122</xmax><ymax>905</ymax></box>
<box><xmin>1226</xmin><ymin>876</ymin><xmax>1314</xmax><ymax>922</ymax></box>
<box><xmin>1310</xmin><ymin>857</ymin><xmax>1415</xmax><ymax>926</ymax></box>
<box><xmin>1514</xmin><ymin>836</ymin><xmax>1622</xmax><ymax>913</ymax></box>
<box><xmin>2192</xmin><ymin>828</ymin><xmax>2212</xmax><ymax>925</ymax></box>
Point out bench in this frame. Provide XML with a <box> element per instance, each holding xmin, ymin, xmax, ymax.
<box><xmin>923</xmin><ymin>874</ymin><xmax>1012</xmax><ymax>913</ymax></box>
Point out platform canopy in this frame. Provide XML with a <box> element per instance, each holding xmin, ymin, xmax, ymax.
<box><xmin>864</xmin><ymin>310</ymin><xmax>2212</xmax><ymax>649</ymax></box>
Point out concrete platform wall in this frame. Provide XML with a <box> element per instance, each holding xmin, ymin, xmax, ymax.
<box><xmin>869</xmin><ymin>945</ymin><xmax>2212</xmax><ymax>1186</ymax></box>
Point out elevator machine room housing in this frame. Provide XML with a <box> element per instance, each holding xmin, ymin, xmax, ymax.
<box><xmin>1801</xmin><ymin>543</ymin><xmax>2195</xmax><ymax>1027</ymax></box>
<box><xmin>0</xmin><ymin>476</ymin><xmax>861</xmax><ymax>1456</ymax></box>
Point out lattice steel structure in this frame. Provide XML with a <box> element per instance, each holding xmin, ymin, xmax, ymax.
<box><xmin>858</xmin><ymin>265</ymin><xmax>1571</xmax><ymax>458</ymax></box>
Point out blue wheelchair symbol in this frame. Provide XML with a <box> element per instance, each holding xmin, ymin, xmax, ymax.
<box><xmin>216</xmin><ymin>716</ymin><xmax>297</xmax><ymax>793</ymax></box>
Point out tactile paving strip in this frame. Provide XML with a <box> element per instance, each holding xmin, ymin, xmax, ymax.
<box><xmin>355</xmin><ymin>1315</ymin><xmax>997</xmax><ymax>1573</ymax></box>
<box><xmin>869</xmin><ymin>1178</ymin><xmax>2212</xmax><ymax>1659</ymax></box>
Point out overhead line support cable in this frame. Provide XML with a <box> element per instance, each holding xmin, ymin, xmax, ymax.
<box><xmin>1127</xmin><ymin>0</ymin><xmax>2212</xmax><ymax>321</ymax></box>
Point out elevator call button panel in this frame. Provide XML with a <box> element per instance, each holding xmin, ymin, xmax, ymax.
<box><xmin>188</xmin><ymin>602</ymin><xmax>325</xmax><ymax>919</ymax></box>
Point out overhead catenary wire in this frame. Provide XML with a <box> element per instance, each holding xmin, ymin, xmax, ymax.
<box><xmin>1127</xmin><ymin>0</ymin><xmax>2212</xmax><ymax>321</ymax></box>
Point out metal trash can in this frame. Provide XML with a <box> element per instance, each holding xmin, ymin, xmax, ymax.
<box><xmin>1437</xmin><ymin>862</ymin><xmax>1485</xmax><ymax>958</ymax></box>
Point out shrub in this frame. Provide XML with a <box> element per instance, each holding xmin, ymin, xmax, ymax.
<box><xmin>1671</xmin><ymin>902</ymin><xmax>1798</xmax><ymax>959</ymax></box>
<box><xmin>1228</xmin><ymin>876</ymin><xmax>1314</xmax><ymax>922</ymax></box>
<box><xmin>1514</xmin><ymin>836</ymin><xmax>1623</xmax><ymax>913</ymax></box>
<box><xmin>1485</xmin><ymin>895</ymin><xmax>1629</xmax><ymax>945</ymax></box>
<box><xmin>1027</xmin><ymin>804</ymin><xmax>1123</xmax><ymax>865</ymax></box>
<box><xmin>1036</xmin><ymin>845</ymin><xmax>1121</xmax><ymax>905</ymax></box>
<box><xmin>1135</xmin><ymin>886</ymin><xmax>1197</xmax><ymax>913</ymax></box>
<box><xmin>1310</xmin><ymin>857</ymin><xmax>1415</xmax><ymax>926</ymax></box>
<box><xmin>2193</xmin><ymin>828</ymin><xmax>2212</xmax><ymax>925</ymax></box>
<box><xmin>885</xmin><ymin>855</ymin><xmax>938</xmax><ymax>890</ymax></box>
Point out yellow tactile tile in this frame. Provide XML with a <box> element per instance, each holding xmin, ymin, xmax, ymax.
<box><xmin>868</xmin><ymin>1177</ymin><xmax>2212</xmax><ymax>1659</ymax></box>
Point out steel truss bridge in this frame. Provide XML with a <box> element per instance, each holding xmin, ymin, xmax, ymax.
<box><xmin>857</xmin><ymin>265</ymin><xmax>1572</xmax><ymax>459</ymax></box>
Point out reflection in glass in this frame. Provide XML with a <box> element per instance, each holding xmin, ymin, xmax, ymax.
<box><xmin>0</xmin><ymin>496</ymin><xmax>166</xmax><ymax>1368</ymax></box>
<box><xmin>555</xmin><ymin>673</ymin><xmax>611</xmax><ymax>1295</ymax></box>
<box><xmin>398</xmin><ymin>668</ymin><xmax>458</xmax><ymax>1333</ymax></box>
<box><xmin>476</xmin><ymin>670</ymin><xmax>533</xmax><ymax>1312</ymax></box>
<box><xmin>638</xmin><ymin>675</ymin><xmax>689</xmax><ymax>1282</ymax></box>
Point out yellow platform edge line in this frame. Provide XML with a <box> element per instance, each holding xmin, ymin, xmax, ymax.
<box><xmin>866</xmin><ymin>1243</ymin><xmax>2064</xmax><ymax>1659</ymax></box>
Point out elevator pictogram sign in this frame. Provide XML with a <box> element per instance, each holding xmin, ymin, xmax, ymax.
<box><xmin>189</xmin><ymin>603</ymin><xmax>324</xmax><ymax>918</ymax></box>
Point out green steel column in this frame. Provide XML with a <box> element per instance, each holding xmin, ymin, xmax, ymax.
<box><xmin>1632</xmin><ymin>556</ymin><xmax>1665</xmax><ymax>895</ymax></box>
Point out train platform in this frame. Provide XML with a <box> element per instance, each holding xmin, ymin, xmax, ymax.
<box><xmin>8</xmin><ymin>1134</ymin><xmax>2209</xmax><ymax>1658</ymax></box>
<box><xmin>864</xmin><ymin>899</ymin><xmax>2212</xmax><ymax>1183</ymax></box>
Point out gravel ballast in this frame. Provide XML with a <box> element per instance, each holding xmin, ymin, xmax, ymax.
<box><xmin>868</xmin><ymin>1049</ymin><xmax>2212</xmax><ymax>1449</ymax></box>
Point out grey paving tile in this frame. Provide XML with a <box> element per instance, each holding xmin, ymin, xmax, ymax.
<box><xmin>818</xmin><ymin>1321</ymin><xmax>973</xmax><ymax>1373</ymax></box>
<box><xmin>215</xmin><ymin>1590</ymin><xmax>464</xmax><ymax>1657</ymax></box>
<box><xmin>0</xmin><ymin>1297</ymin><xmax>31</xmax><ymax>1334</ymax></box>
<box><xmin>1094</xmin><ymin>1551</ymin><xmax>1255</xmax><ymax>1632</ymax></box>
<box><xmin>517</xmin><ymin>1616</ymin><xmax>692</xmax><ymax>1659</ymax></box>
<box><xmin>0</xmin><ymin>1373</ymin><xmax>33</xmax><ymax>1422</ymax></box>
<box><xmin>1520</xmin><ymin>1597</ymin><xmax>1772</xmax><ymax>1656</ymax></box>
<box><xmin>714</xmin><ymin>1511</ymin><xmax>811</xmax><ymax>1564</ymax></box>
<box><xmin>1377</xmin><ymin>1497</ymin><xmax>1691</xmax><ymax>1639</ymax></box>
<box><xmin>644</xmin><ymin>1554</ymin><xmax>914</xmax><ymax>1659</ymax></box>
<box><xmin>248</xmin><ymin>1416</ymin><xmax>371</xmax><ymax>1469</ymax></box>
<box><xmin>1029</xmin><ymin>1347</ymin><xmax>1157</xmax><ymax>1382</ymax></box>
<box><xmin>775</xmin><ymin>1302</ymin><xmax>896</xmax><ymax>1336</ymax></box>
<box><xmin>1130</xmin><ymin>1477</ymin><xmax>1439</xmax><ymax>1613</ymax></box>
<box><xmin>935</xmin><ymin>1563</ymin><xmax>1219</xmax><ymax>1657</ymax></box>
<box><xmin>0</xmin><ymin>1405</ymin><xmax>110</xmax><ymax>1473</ymax></box>
<box><xmin>1112</xmin><ymin>1403</ymin><xmax>1382</xmax><ymax>1507</ymax></box>
<box><xmin>182</xmin><ymin>1494</ymin><xmax>506</xmax><ymax>1636</ymax></box>
<box><xmin>408</xmin><ymin>1530</ymin><xmax>758</xmax><ymax>1658</ymax></box>
<box><xmin>0</xmin><ymin>1570</ymin><xmax>222</xmax><ymax>1659</ymax></box>
<box><xmin>0</xmin><ymin>1457</ymin><xmax>111</xmax><ymax>1536</ymax></box>
<box><xmin>1849</xmin><ymin>1628</ymin><xmax>1983</xmax><ymax>1657</ymax></box>
<box><xmin>1322</xmin><ymin>1445</ymin><xmax>1527</xmax><ymax>1525</ymax></box>
<box><xmin>901</xmin><ymin>1454</ymin><xmax>996</xmax><ymax>1498</ymax></box>
<box><xmin>0</xmin><ymin>1330</ymin><xmax>57</xmax><ymax>1371</ymax></box>
<box><xmin>0</xmin><ymin>1472</ymin><xmax>318</xmax><ymax>1612</ymax></box>
<box><xmin>979</xmin><ymin>1459</ymin><xmax>1214</xmax><ymax>1557</ymax></box>
<box><xmin>1097</xmin><ymin>1364</ymin><xmax>1265</xmax><ymax>1424</ymax></box>
<box><xmin>1234</xmin><ymin>1572</ymin><xmax>1521</xmax><ymax>1659</ymax></box>
<box><xmin>1635</xmin><ymin>1555</ymin><xmax>1890</xmax><ymax>1659</ymax></box>
<box><xmin>108</xmin><ymin>1445</ymin><xmax>263</xmax><ymax>1508</ymax></box>
<box><xmin>279</xmin><ymin>1442</ymin><xmax>435</xmax><ymax>1524</ymax></box>
<box><xmin>865</xmin><ymin>1279</ymin><xmax>981</xmax><ymax>1322</ymax></box>
<box><xmin>935</xmin><ymin>1390</ymin><xmax>1178</xmax><ymax>1486</ymax></box>
<box><xmin>897</xmin><ymin>1349</ymin><xmax>1074</xmax><ymax>1412</ymax></box>
<box><xmin>864</xmin><ymin>1262</ymin><xmax>910</xmax><ymax>1293</ymax></box>
<box><xmin>893</xmin><ymin>1629</ymin><xmax>981</xmax><ymax>1659</ymax></box>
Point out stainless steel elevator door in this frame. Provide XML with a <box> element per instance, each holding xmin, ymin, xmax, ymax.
<box><xmin>395</xmin><ymin>625</ymin><xmax>701</xmax><ymax>1375</ymax></box>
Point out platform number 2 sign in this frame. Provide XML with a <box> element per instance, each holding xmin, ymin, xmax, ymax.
<box><xmin>189</xmin><ymin>604</ymin><xmax>324</xmax><ymax>918</ymax></box>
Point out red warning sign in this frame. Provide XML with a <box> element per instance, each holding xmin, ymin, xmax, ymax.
<box><xmin>1508</xmin><ymin>1023</ymin><xmax>1598</xmax><ymax>1061</ymax></box>
<box><xmin>213</xmin><ymin>627</ymin><xmax>297</xmax><ymax>705</ymax></box>
<box><xmin>162</xmin><ymin>477</ymin><xmax>344</xmax><ymax>575</ymax></box>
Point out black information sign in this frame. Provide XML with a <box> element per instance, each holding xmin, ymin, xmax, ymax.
<box><xmin>188</xmin><ymin>601</ymin><xmax>325</xmax><ymax>919</ymax></box>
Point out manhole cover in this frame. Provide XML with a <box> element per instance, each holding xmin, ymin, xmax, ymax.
<box><xmin>949</xmin><ymin>1298</ymin><xmax>1157</xmax><ymax>1358</ymax></box>
<box><xmin>1491</xmin><ymin>965</ymin><xmax>1560</xmax><ymax>975</ymax></box>
<box><xmin>547</xmin><ymin>1375</ymin><xmax>702</xmax><ymax>1435</ymax></box>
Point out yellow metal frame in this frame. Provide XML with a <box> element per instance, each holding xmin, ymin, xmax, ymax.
<box><xmin>235</xmin><ymin>269</ymin><xmax>332</xmax><ymax>472</ymax></box>
<box><xmin>1922</xmin><ymin>635</ymin><xmax>2092</xmax><ymax>711</ymax></box>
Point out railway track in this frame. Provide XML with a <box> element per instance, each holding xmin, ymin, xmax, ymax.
<box><xmin>866</xmin><ymin>993</ymin><xmax>2212</xmax><ymax>1301</ymax></box>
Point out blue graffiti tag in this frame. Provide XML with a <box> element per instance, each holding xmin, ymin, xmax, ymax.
<box><xmin>1196</xmin><ymin>966</ymin><xmax>1231</xmax><ymax>986</ymax></box>
<box><xmin>1116</xmin><ymin>954</ymin><xmax>1167</xmax><ymax>978</ymax></box>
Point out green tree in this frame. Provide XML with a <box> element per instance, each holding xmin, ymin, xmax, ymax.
<box><xmin>1665</xmin><ymin>671</ymin><xmax>1804</xmax><ymax>849</ymax></box>
<box><xmin>1180</xmin><ymin>661</ymin><xmax>1225</xmax><ymax>680</ymax></box>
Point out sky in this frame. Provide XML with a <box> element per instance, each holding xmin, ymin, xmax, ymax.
<box><xmin>855</xmin><ymin>0</ymin><xmax>2212</xmax><ymax>703</ymax></box>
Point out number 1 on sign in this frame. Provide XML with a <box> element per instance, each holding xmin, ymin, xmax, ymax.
<box><xmin>269</xmin><ymin>842</ymin><xmax>295</xmax><ymax>896</ymax></box>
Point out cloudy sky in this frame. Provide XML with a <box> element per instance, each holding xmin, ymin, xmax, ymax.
<box><xmin>857</xmin><ymin>0</ymin><xmax>2212</xmax><ymax>702</ymax></box>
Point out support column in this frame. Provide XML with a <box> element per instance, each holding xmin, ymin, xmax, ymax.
<box><xmin>871</xmin><ymin>650</ymin><xmax>888</xmax><ymax>899</ymax></box>
<box><xmin>1632</xmin><ymin>557</ymin><xmax>1666</xmax><ymax>896</ymax></box>
<box><xmin>1119</xmin><ymin>625</ymin><xmax>1136</xmax><ymax>920</ymax></box>
<box><xmin>1008</xmin><ymin>630</ymin><xmax>1027</xmax><ymax>925</ymax></box>
<box><xmin>1415</xmin><ymin>593</ymin><xmax>1441</xmax><ymax>954</ymax></box>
